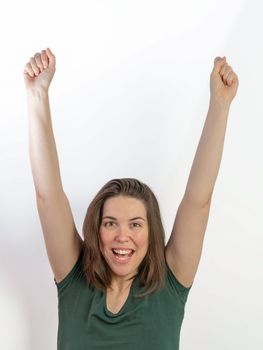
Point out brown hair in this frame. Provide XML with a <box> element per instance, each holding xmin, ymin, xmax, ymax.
<box><xmin>82</xmin><ymin>178</ymin><xmax>166</xmax><ymax>297</ymax></box>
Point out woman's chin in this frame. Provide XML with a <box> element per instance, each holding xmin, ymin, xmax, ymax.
<box><xmin>103</xmin><ymin>250</ymin><xmax>142</xmax><ymax>278</ymax></box>
<box><xmin>108</xmin><ymin>260</ymin><xmax>138</xmax><ymax>278</ymax></box>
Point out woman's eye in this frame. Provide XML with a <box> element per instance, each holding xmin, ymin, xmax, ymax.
<box><xmin>105</xmin><ymin>221</ymin><xmax>115</xmax><ymax>227</ymax></box>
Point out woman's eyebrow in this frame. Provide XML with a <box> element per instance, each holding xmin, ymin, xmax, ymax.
<box><xmin>102</xmin><ymin>216</ymin><xmax>145</xmax><ymax>221</ymax></box>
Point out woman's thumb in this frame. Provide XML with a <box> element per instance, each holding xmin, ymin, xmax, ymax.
<box><xmin>46</xmin><ymin>47</ymin><xmax>56</xmax><ymax>65</ymax></box>
<box><xmin>212</xmin><ymin>56</ymin><xmax>226</xmax><ymax>75</ymax></box>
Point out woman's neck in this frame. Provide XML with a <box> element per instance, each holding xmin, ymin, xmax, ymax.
<box><xmin>108</xmin><ymin>275</ymin><xmax>135</xmax><ymax>294</ymax></box>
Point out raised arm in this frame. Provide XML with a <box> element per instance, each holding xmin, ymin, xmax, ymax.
<box><xmin>165</xmin><ymin>56</ymin><xmax>239</xmax><ymax>288</ymax></box>
<box><xmin>24</xmin><ymin>48</ymin><xmax>83</xmax><ymax>283</ymax></box>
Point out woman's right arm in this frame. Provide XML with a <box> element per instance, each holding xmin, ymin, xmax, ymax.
<box><xmin>24</xmin><ymin>48</ymin><xmax>83</xmax><ymax>283</ymax></box>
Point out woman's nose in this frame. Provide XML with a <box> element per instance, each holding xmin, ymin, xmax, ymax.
<box><xmin>115</xmin><ymin>228</ymin><xmax>130</xmax><ymax>241</ymax></box>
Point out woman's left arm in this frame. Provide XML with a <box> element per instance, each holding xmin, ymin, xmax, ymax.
<box><xmin>165</xmin><ymin>56</ymin><xmax>239</xmax><ymax>288</ymax></box>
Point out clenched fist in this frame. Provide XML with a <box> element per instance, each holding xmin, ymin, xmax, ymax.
<box><xmin>210</xmin><ymin>56</ymin><xmax>239</xmax><ymax>107</ymax></box>
<box><xmin>23</xmin><ymin>48</ymin><xmax>56</xmax><ymax>92</ymax></box>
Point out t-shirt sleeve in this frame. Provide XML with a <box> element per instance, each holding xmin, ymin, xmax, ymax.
<box><xmin>165</xmin><ymin>260</ymin><xmax>193</xmax><ymax>304</ymax></box>
<box><xmin>54</xmin><ymin>248</ymin><xmax>85</xmax><ymax>297</ymax></box>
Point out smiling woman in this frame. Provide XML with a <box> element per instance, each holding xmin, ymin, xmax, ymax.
<box><xmin>82</xmin><ymin>178</ymin><xmax>167</xmax><ymax>297</ymax></box>
<box><xmin>53</xmin><ymin>178</ymin><xmax>192</xmax><ymax>350</ymax></box>
<box><xmin>25</xmin><ymin>46</ymin><xmax>238</xmax><ymax>350</ymax></box>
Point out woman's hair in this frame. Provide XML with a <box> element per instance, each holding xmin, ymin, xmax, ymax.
<box><xmin>82</xmin><ymin>178</ymin><xmax>166</xmax><ymax>297</ymax></box>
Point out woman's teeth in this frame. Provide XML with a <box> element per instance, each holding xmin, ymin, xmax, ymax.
<box><xmin>112</xmin><ymin>249</ymin><xmax>134</xmax><ymax>257</ymax></box>
<box><xmin>113</xmin><ymin>249</ymin><xmax>132</xmax><ymax>254</ymax></box>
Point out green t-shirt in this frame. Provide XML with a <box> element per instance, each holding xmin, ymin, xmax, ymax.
<box><xmin>54</xmin><ymin>249</ymin><xmax>192</xmax><ymax>350</ymax></box>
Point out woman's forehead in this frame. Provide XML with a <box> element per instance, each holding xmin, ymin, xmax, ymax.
<box><xmin>103</xmin><ymin>196</ymin><xmax>147</xmax><ymax>217</ymax></box>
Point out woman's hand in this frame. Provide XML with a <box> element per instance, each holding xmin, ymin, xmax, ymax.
<box><xmin>210</xmin><ymin>56</ymin><xmax>239</xmax><ymax>107</ymax></box>
<box><xmin>23</xmin><ymin>48</ymin><xmax>56</xmax><ymax>93</ymax></box>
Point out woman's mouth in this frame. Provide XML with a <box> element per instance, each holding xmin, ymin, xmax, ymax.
<box><xmin>111</xmin><ymin>248</ymin><xmax>135</xmax><ymax>263</ymax></box>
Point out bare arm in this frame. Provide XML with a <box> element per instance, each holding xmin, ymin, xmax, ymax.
<box><xmin>24</xmin><ymin>48</ymin><xmax>83</xmax><ymax>283</ymax></box>
<box><xmin>165</xmin><ymin>57</ymin><xmax>239</xmax><ymax>288</ymax></box>
<box><xmin>165</xmin><ymin>98</ymin><xmax>230</xmax><ymax>288</ymax></box>
<box><xmin>27</xmin><ymin>89</ymin><xmax>63</xmax><ymax>198</ymax></box>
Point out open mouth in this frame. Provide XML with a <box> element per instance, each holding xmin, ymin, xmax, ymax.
<box><xmin>111</xmin><ymin>249</ymin><xmax>135</xmax><ymax>260</ymax></box>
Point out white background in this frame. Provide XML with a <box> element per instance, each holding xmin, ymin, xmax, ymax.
<box><xmin>0</xmin><ymin>0</ymin><xmax>262</xmax><ymax>349</ymax></box>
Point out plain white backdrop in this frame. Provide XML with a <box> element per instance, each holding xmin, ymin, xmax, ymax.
<box><xmin>0</xmin><ymin>0</ymin><xmax>262</xmax><ymax>349</ymax></box>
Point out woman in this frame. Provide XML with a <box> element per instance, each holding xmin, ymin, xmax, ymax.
<box><xmin>23</xmin><ymin>48</ymin><xmax>239</xmax><ymax>349</ymax></box>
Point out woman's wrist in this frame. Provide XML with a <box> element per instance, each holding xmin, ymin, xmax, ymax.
<box><xmin>26</xmin><ymin>88</ymin><xmax>49</xmax><ymax>100</ymax></box>
<box><xmin>209</xmin><ymin>97</ymin><xmax>231</xmax><ymax>114</ymax></box>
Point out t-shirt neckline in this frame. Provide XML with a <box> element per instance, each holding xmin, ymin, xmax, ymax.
<box><xmin>103</xmin><ymin>277</ymin><xmax>137</xmax><ymax>317</ymax></box>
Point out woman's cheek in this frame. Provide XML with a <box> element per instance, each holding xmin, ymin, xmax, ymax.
<box><xmin>135</xmin><ymin>231</ymin><xmax>149</xmax><ymax>246</ymax></box>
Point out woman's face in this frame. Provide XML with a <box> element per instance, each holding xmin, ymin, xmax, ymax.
<box><xmin>99</xmin><ymin>195</ymin><xmax>149</xmax><ymax>280</ymax></box>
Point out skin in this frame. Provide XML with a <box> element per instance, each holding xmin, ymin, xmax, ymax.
<box><xmin>99</xmin><ymin>195</ymin><xmax>149</xmax><ymax>294</ymax></box>
<box><xmin>24</xmin><ymin>48</ymin><xmax>56</xmax><ymax>93</ymax></box>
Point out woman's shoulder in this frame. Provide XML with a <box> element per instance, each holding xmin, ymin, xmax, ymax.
<box><xmin>164</xmin><ymin>260</ymin><xmax>193</xmax><ymax>303</ymax></box>
<box><xmin>54</xmin><ymin>248</ymin><xmax>92</xmax><ymax>296</ymax></box>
